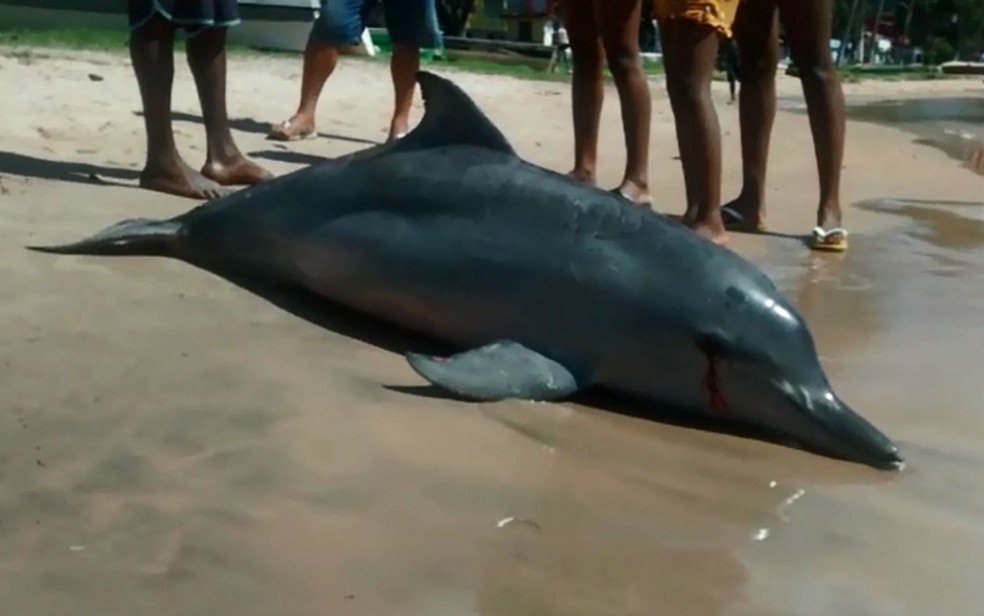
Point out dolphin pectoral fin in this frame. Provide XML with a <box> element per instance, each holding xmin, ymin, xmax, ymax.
<box><xmin>405</xmin><ymin>340</ymin><xmax>582</xmax><ymax>402</ymax></box>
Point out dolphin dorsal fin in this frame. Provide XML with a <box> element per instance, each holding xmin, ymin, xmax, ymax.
<box><xmin>397</xmin><ymin>71</ymin><xmax>517</xmax><ymax>155</ymax></box>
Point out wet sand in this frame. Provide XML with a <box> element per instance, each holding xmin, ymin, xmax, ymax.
<box><xmin>1</xmin><ymin>46</ymin><xmax>983</xmax><ymax>615</ymax></box>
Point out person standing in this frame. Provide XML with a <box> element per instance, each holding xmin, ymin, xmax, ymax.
<box><xmin>653</xmin><ymin>0</ymin><xmax>742</xmax><ymax>244</ymax></box>
<box><xmin>268</xmin><ymin>0</ymin><xmax>442</xmax><ymax>143</ymax></box>
<box><xmin>720</xmin><ymin>0</ymin><xmax>849</xmax><ymax>251</ymax></box>
<box><xmin>128</xmin><ymin>0</ymin><xmax>272</xmax><ymax>200</ymax></box>
<box><xmin>547</xmin><ymin>14</ymin><xmax>571</xmax><ymax>74</ymax></box>
<box><xmin>560</xmin><ymin>0</ymin><xmax>653</xmax><ymax>206</ymax></box>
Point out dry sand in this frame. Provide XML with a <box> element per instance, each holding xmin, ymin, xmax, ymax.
<box><xmin>0</xmin><ymin>46</ymin><xmax>983</xmax><ymax>616</ymax></box>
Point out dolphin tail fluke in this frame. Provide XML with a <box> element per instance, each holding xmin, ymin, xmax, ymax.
<box><xmin>26</xmin><ymin>217</ymin><xmax>182</xmax><ymax>256</ymax></box>
<box><xmin>406</xmin><ymin>339</ymin><xmax>583</xmax><ymax>402</ymax></box>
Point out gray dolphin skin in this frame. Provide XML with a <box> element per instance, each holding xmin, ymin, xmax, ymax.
<box><xmin>28</xmin><ymin>71</ymin><xmax>903</xmax><ymax>470</ymax></box>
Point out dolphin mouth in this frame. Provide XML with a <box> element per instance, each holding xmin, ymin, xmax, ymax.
<box><xmin>799</xmin><ymin>388</ymin><xmax>905</xmax><ymax>471</ymax></box>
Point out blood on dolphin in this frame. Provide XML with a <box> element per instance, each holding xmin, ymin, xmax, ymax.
<box><xmin>27</xmin><ymin>71</ymin><xmax>903</xmax><ymax>470</ymax></box>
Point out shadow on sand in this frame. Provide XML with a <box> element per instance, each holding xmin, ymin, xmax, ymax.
<box><xmin>136</xmin><ymin>110</ymin><xmax>382</xmax><ymax>146</ymax></box>
<box><xmin>0</xmin><ymin>150</ymin><xmax>139</xmax><ymax>187</ymax></box>
<box><xmin>663</xmin><ymin>212</ymin><xmax>809</xmax><ymax>245</ymax></box>
<box><xmin>247</xmin><ymin>149</ymin><xmax>327</xmax><ymax>167</ymax></box>
<box><xmin>188</xmin><ymin>258</ymin><xmax>895</xmax><ymax>478</ymax></box>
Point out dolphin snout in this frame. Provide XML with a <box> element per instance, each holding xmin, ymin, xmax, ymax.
<box><xmin>806</xmin><ymin>390</ymin><xmax>904</xmax><ymax>471</ymax></box>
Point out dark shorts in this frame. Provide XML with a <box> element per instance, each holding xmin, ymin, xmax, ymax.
<box><xmin>310</xmin><ymin>0</ymin><xmax>442</xmax><ymax>49</ymax></box>
<box><xmin>128</xmin><ymin>0</ymin><xmax>241</xmax><ymax>33</ymax></box>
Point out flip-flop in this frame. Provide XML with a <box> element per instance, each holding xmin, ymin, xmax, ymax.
<box><xmin>720</xmin><ymin>206</ymin><xmax>767</xmax><ymax>233</ymax></box>
<box><xmin>810</xmin><ymin>226</ymin><xmax>849</xmax><ymax>252</ymax></box>
<box><xmin>267</xmin><ymin>119</ymin><xmax>316</xmax><ymax>142</ymax></box>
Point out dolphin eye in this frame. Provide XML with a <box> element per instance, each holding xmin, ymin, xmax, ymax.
<box><xmin>725</xmin><ymin>286</ymin><xmax>747</xmax><ymax>307</ymax></box>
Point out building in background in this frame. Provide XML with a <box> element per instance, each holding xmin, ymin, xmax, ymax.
<box><xmin>467</xmin><ymin>0</ymin><xmax>554</xmax><ymax>43</ymax></box>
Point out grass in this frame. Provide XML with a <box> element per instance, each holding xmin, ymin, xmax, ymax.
<box><xmin>0</xmin><ymin>26</ymin><xmax>132</xmax><ymax>50</ymax></box>
<box><xmin>0</xmin><ymin>25</ymin><xmax>952</xmax><ymax>84</ymax></box>
<box><xmin>0</xmin><ymin>23</ymin><xmax>666</xmax><ymax>82</ymax></box>
<box><xmin>786</xmin><ymin>63</ymin><xmax>945</xmax><ymax>83</ymax></box>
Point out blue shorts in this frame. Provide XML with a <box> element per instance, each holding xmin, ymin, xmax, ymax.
<box><xmin>128</xmin><ymin>0</ymin><xmax>241</xmax><ymax>33</ymax></box>
<box><xmin>310</xmin><ymin>0</ymin><xmax>442</xmax><ymax>49</ymax></box>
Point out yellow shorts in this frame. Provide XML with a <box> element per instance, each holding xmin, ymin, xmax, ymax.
<box><xmin>652</xmin><ymin>0</ymin><xmax>742</xmax><ymax>37</ymax></box>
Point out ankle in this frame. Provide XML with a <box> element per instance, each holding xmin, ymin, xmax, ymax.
<box><xmin>570</xmin><ymin>168</ymin><xmax>596</xmax><ymax>184</ymax></box>
<box><xmin>206</xmin><ymin>147</ymin><xmax>244</xmax><ymax>167</ymax></box>
<box><xmin>292</xmin><ymin>109</ymin><xmax>316</xmax><ymax>125</ymax></box>
<box><xmin>389</xmin><ymin>113</ymin><xmax>410</xmax><ymax>135</ymax></box>
<box><xmin>817</xmin><ymin>200</ymin><xmax>842</xmax><ymax>225</ymax></box>
<box><xmin>622</xmin><ymin>176</ymin><xmax>649</xmax><ymax>193</ymax></box>
<box><xmin>142</xmin><ymin>151</ymin><xmax>184</xmax><ymax>175</ymax></box>
<box><xmin>730</xmin><ymin>183</ymin><xmax>764</xmax><ymax>208</ymax></box>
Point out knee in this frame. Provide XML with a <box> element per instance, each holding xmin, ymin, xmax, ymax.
<box><xmin>601</xmin><ymin>39</ymin><xmax>641</xmax><ymax>77</ymax></box>
<box><xmin>570</xmin><ymin>42</ymin><xmax>603</xmax><ymax>73</ymax></box>
<box><xmin>666</xmin><ymin>73</ymin><xmax>709</xmax><ymax>108</ymax></box>
<box><xmin>738</xmin><ymin>50</ymin><xmax>777</xmax><ymax>84</ymax></box>
<box><xmin>795</xmin><ymin>56</ymin><xmax>837</xmax><ymax>86</ymax></box>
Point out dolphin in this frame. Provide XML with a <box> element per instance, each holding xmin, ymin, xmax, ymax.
<box><xmin>28</xmin><ymin>71</ymin><xmax>903</xmax><ymax>470</ymax></box>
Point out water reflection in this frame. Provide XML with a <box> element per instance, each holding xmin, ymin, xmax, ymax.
<box><xmin>736</xmin><ymin>198</ymin><xmax>984</xmax><ymax>616</ymax></box>
<box><xmin>791</xmin><ymin>96</ymin><xmax>984</xmax><ymax>174</ymax></box>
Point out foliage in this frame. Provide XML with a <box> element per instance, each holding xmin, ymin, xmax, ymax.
<box><xmin>429</xmin><ymin>0</ymin><xmax>983</xmax><ymax>63</ymax></box>
<box><xmin>832</xmin><ymin>0</ymin><xmax>984</xmax><ymax>61</ymax></box>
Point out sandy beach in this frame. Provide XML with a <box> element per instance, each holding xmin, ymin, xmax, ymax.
<box><xmin>1</xmin><ymin>45</ymin><xmax>983</xmax><ymax>616</ymax></box>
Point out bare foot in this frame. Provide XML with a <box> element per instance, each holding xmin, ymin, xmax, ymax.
<box><xmin>720</xmin><ymin>192</ymin><xmax>766</xmax><ymax>232</ymax></box>
<box><xmin>268</xmin><ymin>114</ymin><xmax>316</xmax><ymax>141</ymax></box>
<box><xmin>139</xmin><ymin>159</ymin><xmax>228</xmax><ymax>200</ymax></box>
<box><xmin>567</xmin><ymin>168</ymin><xmax>596</xmax><ymax>185</ymax></box>
<box><xmin>685</xmin><ymin>218</ymin><xmax>729</xmax><ymax>246</ymax></box>
<box><xmin>202</xmin><ymin>155</ymin><xmax>274</xmax><ymax>187</ymax></box>
<box><xmin>613</xmin><ymin>179</ymin><xmax>651</xmax><ymax>207</ymax></box>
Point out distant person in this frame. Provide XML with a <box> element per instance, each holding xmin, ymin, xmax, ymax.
<box><xmin>653</xmin><ymin>0</ymin><xmax>742</xmax><ymax>244</ymax></box>
<box><xmin>560</xmin><ymin>0</ymin><xmax>652</xmax><ymax>205</ymax></box>
<box><xmin>547</xmin><ymin>16</ymin><xmax>571</xmax><ymax>74</ymax></box>
<box><xmin>268</xmin><ymin>0</ymin><xmax>442</xmax><ymax>143</ymax></box>
<box><xmin>721</xmin><ymin>0</ymin><xmax>849</xmax><ymax>251</ymax></box>
<box><xmin>128</xmin><ymin>0</ymin><xmax>272</xmax><ymax>200</ymax></box>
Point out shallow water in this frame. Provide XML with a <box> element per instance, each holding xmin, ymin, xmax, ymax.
<box><xmin>787</xmin><ymin>95</ymin><xmax>984</xmax><ymax>174</ymax></box>
<box><xmin>736</xmin><ymin>198</ymin><xmax>984</xmax><ymax>616</ymax></box>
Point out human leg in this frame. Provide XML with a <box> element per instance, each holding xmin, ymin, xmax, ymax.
<box><xmin>186</xmin><ymin>23</ymin><xmax>273</xmax><ymax>186</ymax></box>
<box><xmin>720</xmin><ymin>0</ymin><xmax>778</xmax><ymax>232</ymax></box>
<box><xmin>559</xmin><ymin>0</ymin><xmax>604</xmax><ymax>185</ymax></box>
<box><xmin>595</xmin><ymin>0</ymin><xmax>652</xmax><ymax>205</ymax></box>
<box><xmin>127</xmin><ymin>2</ymin><xmax>226</xmax><ymax>199</ymax></box>
<box><xmin>382</xmin><ymin>0</ymin><xmax>442</xmax><ymax>140</ymax></box>
<box><xmin>268</xmin><ymin>0</ymin><xmax>363</xmax><ymax>140</ymax></box>
<box><xmin>661</xmin><ymin>18</ymin><xmax>727</xmax><ymax>244</ymax></box>
<box><xmin>777</xmin><ymin>0</ymin><xmax>847</xmax><ymax>249</ymax></box>
<box><xmin>560</xmin><ymin>0</ymin><xmax>605</xmax><ymax>184</ymax></box>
